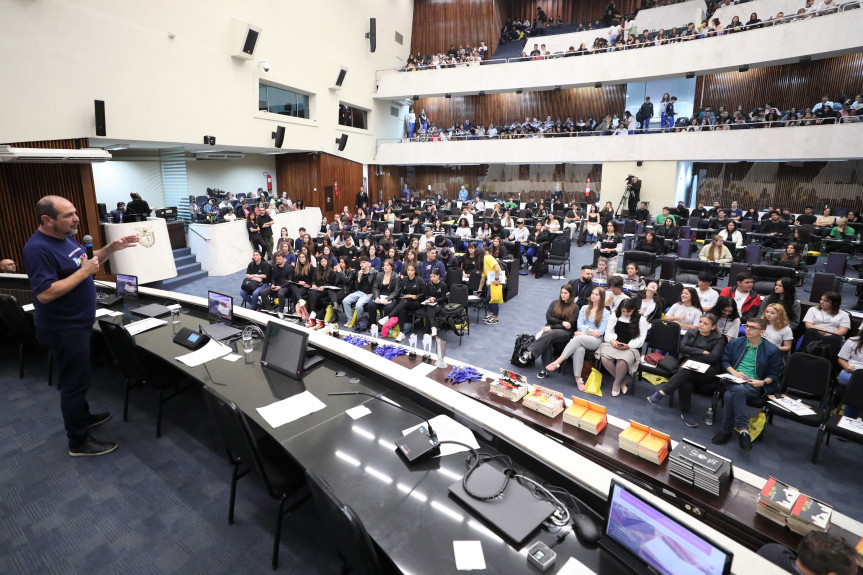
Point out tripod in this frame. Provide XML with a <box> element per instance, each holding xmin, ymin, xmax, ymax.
<box><xmin>615</xmin><ymin>187</ymin><xmax>631</xmax><ymax>218</ymax></box>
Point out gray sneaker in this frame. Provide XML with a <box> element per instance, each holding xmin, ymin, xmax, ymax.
<box><xmin>69</xmin><ymin>436</ymin><xmax>118</xmax><ymax>457</ymax></box>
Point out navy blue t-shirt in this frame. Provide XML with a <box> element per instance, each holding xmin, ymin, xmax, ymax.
<box><xmin>22</xmin><ymin>230</ymin><xmax>96</xmax><ymax>331</ymax></box>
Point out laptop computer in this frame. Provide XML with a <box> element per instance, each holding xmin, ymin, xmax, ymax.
<box><xmin>130</xmin><ymin>302</ymin><xmax>172</xmax><ymax>318</ymax></box>
<box><xmin>99</xmin><ymin>273</ymin><xmax>138</xmax><ymax>307</ymax></box>
<box><xmin>201</xmin><ymin>291</ymin><xmax>242</xmax><ymax>341</ymax></box>
<box><xmin>598</xmin><ymin>480</ymin><xmax>733</xmax><ymax>575</ymax></box>
<box><xmin>448</xmin><ymin>462</ymin><xmax>555</xmax><ymax>545</ymax></box>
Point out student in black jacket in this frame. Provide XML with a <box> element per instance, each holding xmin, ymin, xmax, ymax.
<box><xmin>305</xmin><ymin>256</ymin><xmax>338</xmax><ymax>325</ymax></box>
<box><xmin>367</xmin><ymin>259</ymin><xmax>402</xmax><ymax>325</ymax></box>
<box><xmin>381</xmin><ymin>263</ymin><xmax>426</xmax><ymax>341</ymax></box>
<box><xmin>519</xmin><ymin>284</ymin><xmax>578</xmax><ymax>378</ymax></box>
<box><xmin>417</xmin><ymin>267</ymin><xmax>449</xmax><ymax>337</ymax></box>
<box><xmin>289</xmin><ymin>251</ymin><xmax>314</xmax><ymax>322</ymax></box>
<box><xmin>240</xmin><ymin>250</ymin><xmax>271</xmax><ymax>310</ymax></box>
<box><xmin>261</xmin><ymin>252</ymin><xmax>291</xmax><ymax>313</ymax></box>
<box><xmin>647</xmin><ymin>313</ymin><xmax>726</xmax><ymax>428</ymax></box>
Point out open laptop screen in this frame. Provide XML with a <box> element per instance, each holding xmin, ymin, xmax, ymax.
<box><xmin>116</xmin><ymin>274</ymin><xmax>138</xmax><ymax>297</ymax></box>
<box><xmin>602</xmin><ymin>481</ymin><xmax>732</xmax><ymax>575</ymax></box>
<box><xmin>208</xmin><ymin>291</ymin><xmax>233</xmax><ymax>322</ymax></box>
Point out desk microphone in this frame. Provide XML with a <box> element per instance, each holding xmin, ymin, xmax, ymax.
<box><xmin>83</xmin><ymin>235</ymin><xmax>94</xmax><ymax>260</ymax></box>
<box><xmin>329</xmin><ymin>391</ymin><xmax>440</xmax><ymax>464</ymax></box>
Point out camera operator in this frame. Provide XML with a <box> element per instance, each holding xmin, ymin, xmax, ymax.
<box><xmin>625</xmin><ymin>175</ymin><xmax>641</xmax><ymax>216</ymax></box>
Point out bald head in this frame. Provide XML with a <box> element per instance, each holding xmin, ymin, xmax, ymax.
<box><xmin>0</xmin><ymin>259</ymin><xmax>16</xmax><ymax>273</ymax></box>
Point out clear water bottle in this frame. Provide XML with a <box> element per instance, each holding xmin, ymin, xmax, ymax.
<box><xmin>705</xmin><ymin>406</ymin><xmax>714</xmax><ymax>426</ymax></box>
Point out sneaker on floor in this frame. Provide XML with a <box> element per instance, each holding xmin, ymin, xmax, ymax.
<box><xmin>378</xmin><ymin>316</ymin><xmax>389</xmax><ymax>326</ymax></box>
<box><xmin>315</xmin><ymin>320</ymin><xmax>326</xmax><ymax>330</ymax></box>
<box><xmin>738</xmin><ymin>430</ymin><xmax>752</xmax><ymax>450</ymax></box>
<box><xmin>484</xmin><ymin>317</ymin><xmax>499</xmax><ymax>325</ymax></box>
<box><xmin>537</xmin><ymin>369</ymin><xmax>548</xmax><ymax>379</ymax></box>
<box><xmin>681</xmin><ymin>413</ymin><xmax>699</xmax><ymax>428</ymax></box>
<box><xmin>520</xmin><ymin>350</ymin><xmax>533</xmax><ymax>363</ymax></box>
<box><xmin>483</xmin><ymin>313</ymin><xmax>494</xmax><ymax>321</ymax></box>
<box><xmin>396</xmin><ymin>332</ymin><xmax>406</xmax><ymax>342</ymax></box>
<box><xmin>88</xmin><ymin>412</ymin><xmax>111</xmax><ymax>429</ymax></box>
<box><xmin>647</xmin><ymin>392</ymin><xmax>662</xmax><ymax>405</ymax></box>
<box><xmin>69</xmin><ymin>436</ymin><xmax>118</xmax><ymax>457</ymax></box>
<box><xmin>711</xmin><ymin>431</ymin><xmax>732</xmax><ymax>445</ymax></box>
<box><xmin>431</xmin><ymin>327</ymin><xmax>438</xmax><ymax>337</ymax></box>
<box><xmin>343</xmin><ymin>322</ymin><xmax>352</xmax><ymax>328</ymax></box>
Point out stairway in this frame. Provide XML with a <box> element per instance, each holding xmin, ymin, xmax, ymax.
<box><xmin>145</xmin><ymin>248</ymin><xmax>208</xmax><ymax>291</ymax></box>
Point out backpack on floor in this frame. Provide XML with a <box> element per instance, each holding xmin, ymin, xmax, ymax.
<box><xmin>511</xmin><ymin>334</ymin><xmax>536</xmax><ymax>367</ymax></box>
<box><xmin>354</xmin><ymin>316</ymin><xmax>371</xmax><ymax>333</ymax></box>
<box><xmin>437</xmin><ymin>303</ymin><xmax>469</xmax><ymax>336</ymax></box>
<box><xmin>532</xmin><ymin>260</ymin><xmax>548</xmax><ymax>278</ymax></box>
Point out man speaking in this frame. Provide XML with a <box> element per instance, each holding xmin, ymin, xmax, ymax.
<box><xmin>23</xmin><ymin>196</ymin><xmax>138</xmax><ymax>457</ymax></box>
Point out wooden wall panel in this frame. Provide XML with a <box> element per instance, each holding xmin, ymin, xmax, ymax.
<box><xmin>368</xmin><ymin>165</ymin><xmax>406</xmax><ymax>205</ymax></box>
<box><xmin>274</xmin><ymin>152</ymin><xmax>365</xmax><ymax>219</ymax></box>
<box><xmin>693</xmin><ymin>161</ymin><xmax>863</xmax><ymax>214</ymax></box>
<box><xmin>0</xmin><ymin>138</ymin><xmax>104</xmax><ymax>276</ymax></box>
<box><xmin>695</xmin><ymin>53</ymin><xmax>863</xmax><ymax>114</ymax></box>
<box><xmin>414</xmin><ymin>85</ymin><xmax>627</xmax><ymax>130</ymax></box>
<box><xmin>411</xmin><ymin>0</ymin><xmax>502</xmax><ymax>59</ymax></box>
<box><xmin>414</xmin><ymin>163</ymin><xmax>603</xmax><ymax>201</ymax></box>
<box><xmin>506</xmin><ymin>0</ymin><xmax>640</xmax><ymax>26</ymax></box>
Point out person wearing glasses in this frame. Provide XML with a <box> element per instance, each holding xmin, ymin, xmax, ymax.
<box><xmin>712</xmin><ymin>317</ymin><xmax>784</xmax><ymax>450</ymax></box>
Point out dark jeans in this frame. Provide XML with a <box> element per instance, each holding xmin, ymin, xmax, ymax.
<box><xmin>660</xmin><ymin>367</ymin><xmax>717</xmax><ymax>413</ymax></box>
<box><xmin>36</xmin><ymin>327</ymin><xmax>94</xmax><ymax>448</ymax></box>
<box><xmin>260</xmin><ymin>285</ymin><xmax>289</xmax><ymax>311</ymax></box>
<box><xmin>719</xmin><ymin>382</ymin><xmax>765</xmax><ymax>432</ymax></box>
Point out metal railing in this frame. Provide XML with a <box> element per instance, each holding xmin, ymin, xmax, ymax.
<box><xmin>376</xmin><ymin>117</ymin><xmax>861</xmax><ymax>146</ymax></box>
<box><xmin>375</xmin><ymin>3</ymin><xmax>857</xmax><ymax>81</ymax></box>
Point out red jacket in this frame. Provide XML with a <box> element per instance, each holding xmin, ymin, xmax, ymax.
<box><xmin>719</xmin><ymin>287</ymin><xmax>761</xmax><ymax>320</ymax></box>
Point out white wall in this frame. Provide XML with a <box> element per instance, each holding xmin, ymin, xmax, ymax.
<box><xmin>92</xmin><ymin>160</ymin><xmax>164</xmax><ymax>211</ymax></box>
<box><xmin>374</xmin><ymin>123</ymin><xmax>863</xmax><ymax>165</ymax></box>
<box><xmin>186</xmin><ymin>155</ymin><xmax>277</xmax><ymax>199</ymax></box>
<box><xmin>374</xmin><ymin>10</ymin><xmax>863</xmax><ymax>100</ymax></box>
<box><xmin>0</xmin><ymin>0</ymin><xmax>414</xmax><ymax>165</ymax></box>
<box><xmin>600</xmin><ymin>161</ymin><xmax>680</xmax><ymax>214</ymax></box>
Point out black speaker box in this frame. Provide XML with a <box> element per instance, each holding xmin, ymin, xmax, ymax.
<box><xmin>272</xmin><ymin>126</ymin><xmax>285</xmax><ymax>148</ymax></box>
<box><xmin>94</xmin><ymin>100</ymin><xmax>106</xmax><ymax>137</ymax></box>
<box><xmin>335</xmin><ymin>68</ymin><xmax>347</xmax><ymax>87</ymax></box>
<box><xmin>242</xmin><ymin>28</ymin><xmax>259</xmax><ymax>56</ymax></box>
<box><xmin>337</xmin><ymin>134</ymin><xmax>348</xmax><ymax>151</ymax></box>
<box><xmin>369</xmin><ymin>18</ymin><xmax>376</xmax><ymax>52</ymax></box>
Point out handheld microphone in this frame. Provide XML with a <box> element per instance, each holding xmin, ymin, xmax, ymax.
<box><xmin>83</xmin><ymin>235</ymin><xmax>94</xmax><ymax>260</ymax></box>
<box><xmin>329</xmin><ymin>391</ymin><xmax>440</xmax><ymax>463</ymax></box>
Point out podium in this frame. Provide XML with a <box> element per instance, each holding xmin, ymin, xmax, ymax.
<box><xmin>102</xmin><ymin>217</ymin><xmax>177</xmax><ymax>284</ymax></box>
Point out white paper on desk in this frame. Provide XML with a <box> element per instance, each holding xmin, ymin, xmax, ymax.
<box><xmin>96</xmin><ymin>308</ymin><xmax>122</xmax><ymax>318</ymax></box>
<box><xmin>175</xmin><ymin>338</ymin><xmax>231</xmax><ymax>367</ymax></box>
<box><xmin>411</xmin><ymin>362</ymin><xmax>437</xmax><ymax>377</ymax></box>
<box><xmin>453</xmin><ymin>540</ymin><xmax>486</xmax><ymax>571</ymax></box>
<box><xmin>402</xmin><ymin>415</ymin><xmax>479</xmax><ymax>457</ymax></box>
<box><xmin>124</xmin><ymin>317</ymin><xmax>167</xmax><ymax>336</ymax></box>
<box><xmin>346</xmin><ymin>405</ymin><xmax>371</xmax><ymax>420</ymax></box>
<box><xmin>22</xmin><ymin>303</ymin><xmax>35</xmax><ymax>312</ymax></box>
<box><xmin>256</xmin><ymin>391</ymin><xmax>326</xmax><ymax>428</ymax></box>
<box><xmin>222</xmin><ymin>354</ymin><xmax>242</xmax><ymax>362</ymax></box>
<box><xmin>557</xmin><ymin>556</ymin><xmax>598</xmax><ymax>575</ymax></box>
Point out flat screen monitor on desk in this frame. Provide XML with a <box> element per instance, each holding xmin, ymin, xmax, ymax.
<box><xmin>600</xmin><ymin>480</ymin><xmax>733</xmax><ymax>575</ymax></box>
<box><xmin>260</xmin><ymin>321</ymin><xmax>323</xmax><ymax>380</ymax></box>
<box><xmin>116</xmin><ymin>274</ymin><xmax>138</xmax><ymax>298</ymax></box>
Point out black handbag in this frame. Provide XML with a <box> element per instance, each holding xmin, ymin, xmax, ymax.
<box><xmin>657</xmin><ymin>355</ymin><xmax>679</xmax><ymax>373</ymax></box>
<box><xmin>241</xmin><ymin>278</ymin><xmax>262</xmax><ymax>293</ymax></box>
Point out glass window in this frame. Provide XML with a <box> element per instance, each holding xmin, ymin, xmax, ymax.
<box><xmin>338</xmin><ymin>103</ymin><xmax>368</xmax><ymax>129</ymax></box>
<box><xmin>259</xmin><ymin>83</ymin><xmax>310</xmax><ymax>119</ymax></box>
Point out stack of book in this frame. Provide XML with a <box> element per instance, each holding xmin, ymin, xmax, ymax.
<box><xmin>562</xmin><ymin>397</ymin><xmax>607</xmax><ymax>435</ymax></box>
<box><xmin>787</xmin><ymin>495</ymin><xmax>833</xmax><ymax>536</ymax></box>
<box><xmin>522</xmin><ymin>385</ymin><xmax>565</xmax><ymax>418</ymax></box>
<box><xmin>618</xmin><ymin>421</ymin><xmax>671</xmax><ymax>465</ymax></box>
<box><xmin>669</xmin><ymin>439</ymin><xmax>733</xmax><ymax>497</ymax></box>
<box><xmin>489</xmin><ymin>369</ymin><xmax>528</xmax><ymax>402</ymax></box>
<box><xmin>756</xmin><ymin>477</ymin><xmax>800</xmax><ymax>526</ymax></box>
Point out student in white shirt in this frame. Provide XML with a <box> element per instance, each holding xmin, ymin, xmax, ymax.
<box><xmin>606</xmin><ymin>276</ymin><xmax>630</xmax><ymax>312</ymax></box>
<box><xmin>696</xmin><ymin>274</ymin><xmax>719</xmax><ymax>312</ymax></box>
<box><xmin>597</xmin><ymin>298</ymin><xmax>650</xmax><ymax>396</ymax></box>
<box><xmin>762</xmin><ymin>304</ymin><xmax>794</xmax><ymax>356</ymax></box>
<box><xmin>717</xmin><ymin>220</ymin><xmax>744</xmax><ymax>248</ymax></box>
<box><xmin>838</xmin><ymin>337</ymin><xmax>863</xmax><ymax>417</ymax></box>
<box><xmin>714</xmin><ymin>296</ymin><xmax>742</xmax><ymax>341</ymax></box>
<box><xmin>665</xmin><ymin>287</ymin><xmax>703</xmax><ymax>331</ymax></box>
<box><xmin>803</xmin><ymin>291</ymin><xmax>851</xmax><ymax>336</ymax></box>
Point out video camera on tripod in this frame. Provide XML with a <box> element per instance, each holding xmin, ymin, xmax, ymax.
<box><xmin>206</xmin><ymin>187</ymin><xmax>227</xmax><ymax>200</ymax></box>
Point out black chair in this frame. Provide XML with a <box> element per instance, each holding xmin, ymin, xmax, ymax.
<box><xmin>446</xmin><ymin>266</ymin><xmax>463</xmax><ymax>289</ymax></box>
<box><xmin>447</xmin><ymin>283</ymin><xmax>471</xmax><ymax>345</ymax></box>
<box><xmin>305</xmin><ymin>470</ymin><xmax>388</xmax><ymax>575</ymax></box>
<box><xmin>813</xmin><ymin>370</ymin><xmax>863</xmax><ymax>463</ymax></box>
<box><xmin>0</xmin><ymin>294</ymin><xmax>53</xmax><ymax>386</ymax></box>
<box><xmin>750</xmin><ymin>265</ymin><xmax>795</xmax><ymax>296</ymax></box>
<box><xmin>98</xmin><ymin>320</ymin><xmax>195</xmax><ymax>437</ymax></box>
<box><xmin>764</xmin><ymin>353</ymin><xmax>833</xmax><ymax>462</ymax></box>
<box><xmin>544</xmin><ymin>239</ymin><xmax>571</xmax><ymax>278</ymax></box>
<box><xmin>637</xmin><ymin>320</ymin><xmax>681</xmax><ymax>397</ymax></box>
<box><xmin>809</xmin><ymin>272</ymin><xmax>836</xmax><ymax>304</ymax></box>
<box><xmin>623</xmin><ymin>250</ymin><xmax>657</xmax><ymax>277</ymax></box>
<box><xmin>201</xmin><ymin>387</ymin><xmax>308</xmax><ymax>569</ymax></box>
<box><xmin>674</xmin><ymin>258</ymin><xmax>710</xmax><ymax>284</ymax></box>
<box><xmin>658</xmin><ymin>280</ymin><xmax>684</xmax><ymax>311</ymax></box>
<box><xmin>797</xmin><ymin>328</ymin><xmax>844</xmax><ymax>379</ymax></box>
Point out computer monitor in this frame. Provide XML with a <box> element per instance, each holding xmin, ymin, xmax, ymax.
<box><xmin>116</xmin><ymin>274</ymin><xmax>138</xmax><ymax>298</ymax></box>
<box><xmin>260</xmin><ymin>321</ymin><xmax>309</xmax><ymax>380</ymax></box>
<box><xmin>600</xmin><ymin>481</ymin><xmax>733</xmax><ymax>575</ymax></box>
<box><xmin>208</xmin><ymin>291</ymin><xmax>233</xmax><ymax>322</ymax></box>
